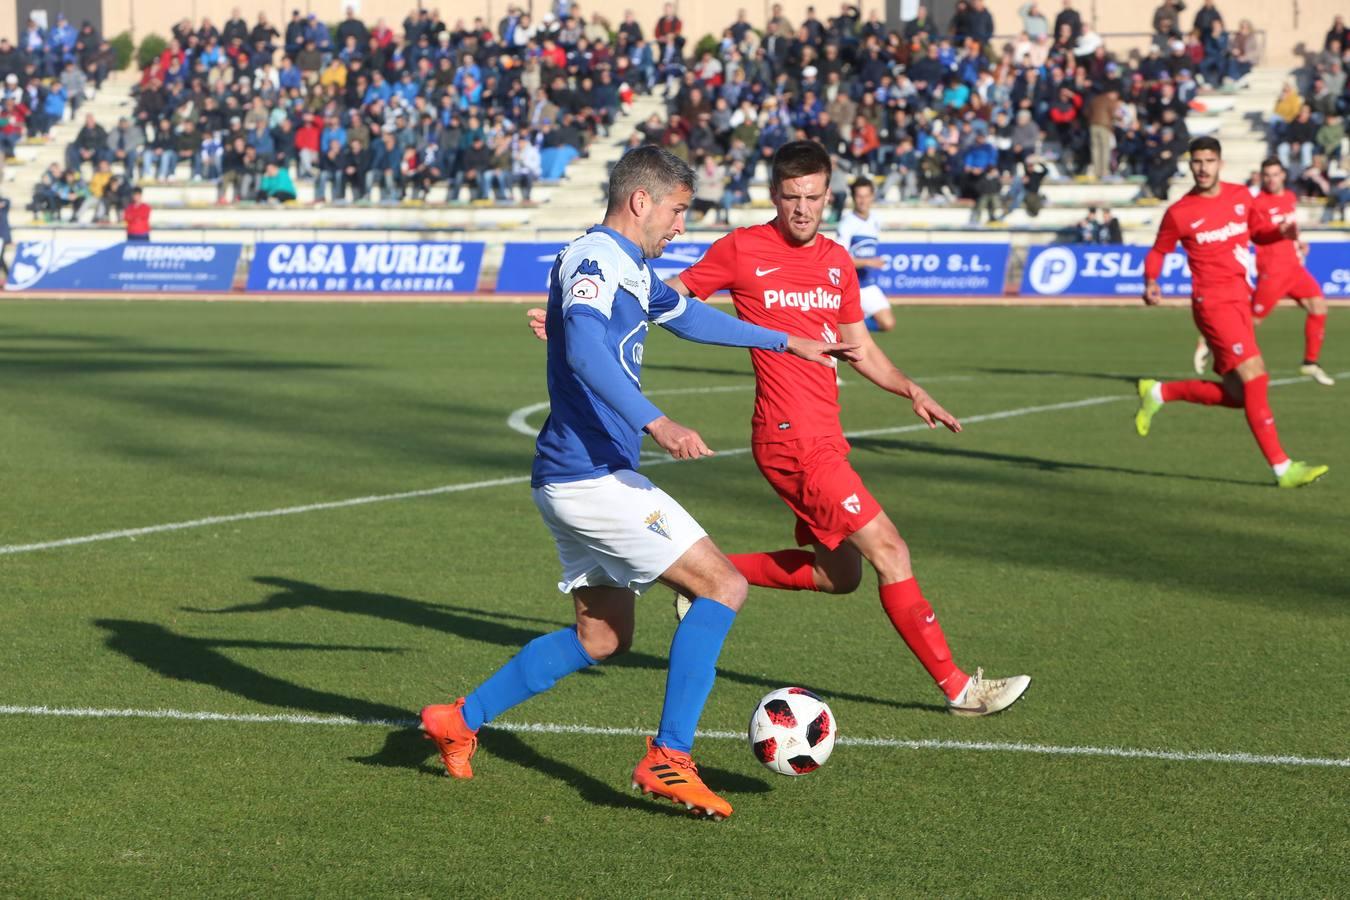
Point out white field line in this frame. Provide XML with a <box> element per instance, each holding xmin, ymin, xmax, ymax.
<box><xmin>2</xmin><ymin>372</ymin><xmax>1338</xmax><ymax>558</ymax></box>
<box><xmin>1</xmin><ymin>705</ymin><xmax>1346</xmax><ymax>770</ymax></box>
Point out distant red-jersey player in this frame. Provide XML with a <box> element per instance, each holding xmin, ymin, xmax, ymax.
<box><xmin>1134</xmin><ymin>137</ymin><xmax>1328</xmax><ymax>488</ymax></box>
<box><xmin>1191</xmin><ymin>158</ymin><xmax>1332</xmax><ymax>385</ymax></box>
<box><xmin>674</xmin><ymin>142</ymin><xmax>1030</xmax><ymax>716</ymax></box>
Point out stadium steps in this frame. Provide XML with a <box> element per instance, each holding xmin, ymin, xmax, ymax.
<box><xmin>5</xmin><ymin>70</ymin><xmax>138</xmax><ymax>214</ymax></box>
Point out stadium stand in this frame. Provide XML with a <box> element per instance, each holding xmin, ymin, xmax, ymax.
<box><xmin>0</xmin><ymin>2</ymin><xmax>1345</xmax><ymax>266</ymax></box>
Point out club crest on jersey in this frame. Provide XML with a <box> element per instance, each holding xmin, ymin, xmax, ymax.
<box><xmin>841</xmin><ymin>493</ymin><xmax>862</xmax><ymax>514</ymax></box>
<box><xmin>828</xmin><ymin>267</ymin><xmax>841</xmax><ymax>286</ymax></box>
<box><xmin>645</xmin><ymin>510</ymin><xmax>672</xmax><ymax>539</ymax></box>
<box><xmin>573</xmin><ymin>259</ymin><xmax>605</xmax><ymax>281</ymax></box>
<box><xmin>1235</xmin><ymin>203</ymin><xmax>1245</xmax><ymax>216</ymax></box>
<box><xmin>571</xmin><ymin>277</ymin><xmax>600</xmax><ymax>300</ymax></box>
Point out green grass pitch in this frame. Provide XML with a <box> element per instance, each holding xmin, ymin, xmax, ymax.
<box><xmin>1</xmin><ymin>301</ymin><xmax>1346</xmax><ymax>897</ymax></box>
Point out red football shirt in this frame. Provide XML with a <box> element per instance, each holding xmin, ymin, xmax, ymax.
<box><xmin>679</xmin><ymin>221</ymin><xmax>862</xmax><ymax>443</ymax></box>
<box><xmin>1145</xmin><ymin>182</ymin><xmax>1270</xmax><ymax>303</ymax></box>
<box><xmin>1249</xmin><ymin>188</ymin><xmax>1300</xmax><ymax>269</ymax></box>
<box><xmin>124</xmin><ymin>202</ymin><xmax>151</xmax><ymax>237</ymax></box>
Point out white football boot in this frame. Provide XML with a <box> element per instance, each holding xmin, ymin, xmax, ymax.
<box><xmin>946</xmin><ymin>668</ymin><xmax>1031</xmax><ymax>717</ymax></box>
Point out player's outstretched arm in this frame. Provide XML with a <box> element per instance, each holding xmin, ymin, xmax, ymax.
<box><xmin>645</xmin><ymin>415</ymin><xmax>715</xmax><ymax>459</ymax></box>
<box><xmin>837</xmin><ymin>319</ymin><xmax>962</xmax><ymax>432</ymax></box>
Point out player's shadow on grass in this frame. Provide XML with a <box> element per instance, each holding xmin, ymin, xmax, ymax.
<box><xmin>186</xmin><ymin>577</ymin><xmax>936</xmax><ymax>713</ymax></box>
<box><xmin>973</xmin><ymin>366</ymin><xmax>1146</xmax><ymax>384</ymax></box>
<box><xmin>851</xmin><ymin>438</ymin><xmax>1261</xmax><ymax>487</ymax></box>
<box><xmin>93</xmin><ymin>618</ymin><xmax>415</xmax><ymax>724</ymax></box>
<box><xmin>640</xmin><ymin>362</ymin><xmax>754</xmax><ymax>379</ymax></box>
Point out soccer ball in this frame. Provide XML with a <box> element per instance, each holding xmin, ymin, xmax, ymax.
<box><xmin>748</xmin><ymin>687</ymin><xmax>837</xmax><ymax>776</ymax></box>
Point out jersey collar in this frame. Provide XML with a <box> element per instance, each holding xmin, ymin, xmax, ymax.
<box><xmin>588</xmin><ymin>225</ymin><xmax>647</xmax><ymax>264</ymax></box>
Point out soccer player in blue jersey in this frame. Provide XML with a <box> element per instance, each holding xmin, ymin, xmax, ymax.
<box><xmin>420</xmin><ymin>146</ymin><xmax>857</xmax><ymax>820</ymax></box>
<box><xmin>835</xmin><ymin>178</ymin><xmax>894</xmax><ymax>332</ymax></box>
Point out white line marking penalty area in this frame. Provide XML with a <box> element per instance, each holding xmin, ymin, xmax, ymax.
<box><xmin>1</xmin><ymin>705</ymin><xmax>1345</xmax><ymax>770</ymax></box>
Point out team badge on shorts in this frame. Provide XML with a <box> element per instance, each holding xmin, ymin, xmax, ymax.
<box><xmin>827</xmin><ymin>267</ymin><xmax>841</xmax><ymax>286</ymax></box>
<box><xmin>841</xmin><ymin>493</ymin><xmax>862</xmax><ymax>514</ymax></box>
<box><xmin>645</xmin><ymin>510</ymin><xmax>672</xmax><ymax>539</ymax></box>
<box><xmin>1233</xmin><ymin>343</ymin><xmax>1244</xmax><ymax>356</ymax></box>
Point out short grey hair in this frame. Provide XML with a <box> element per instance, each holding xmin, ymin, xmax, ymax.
<box><xmin>606</xmin><ymin>145</ymin><xmax>695</xmax><ymax>215</ymax></box>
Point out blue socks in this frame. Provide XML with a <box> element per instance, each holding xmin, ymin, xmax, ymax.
<box><xmin>864</xmin><ymin>315</ymin><xmax>881</xmax><ymax>332</ymax></box>
<box><xmin>462</xmin><ymin>627</ymin><xmax>597</xmax><ymax>730</ymax></box>
<box><xmin>655</xmin><ymin>598</ymin><xmax>737</xmax><ymax>754</ymax></box>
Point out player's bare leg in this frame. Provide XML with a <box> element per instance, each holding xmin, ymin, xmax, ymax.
<box><xmin>1298</xmin><ymin>296</ymin><xmax>1333</xmax><ymax>385</ymax></box>
<box><xmin>421</xmin><ymin>587</ymin><xmax>628</xmax><ymax>779</ymax></box>
<box><xmin>634</xmin><ymin>538</ymin><xmax>744</xmax><ymax>819</ymax></box>
<box><xmin>867</xmin><ymin>308</ymin><xmax>897</xmax><ymax>333</ymax></box>
<box><xmin>847</xmin><ymin>512</ymin><xmax>1030</xmax><ymax>716</ymax></box>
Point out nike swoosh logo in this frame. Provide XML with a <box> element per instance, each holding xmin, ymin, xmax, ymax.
<box><xmin>1190</xmin><ymin>219</ymin><xmax>1205</xmax><ymax>229</ymax></box>
<box><xmin>755</xmin><ymin>267</ymin><xmax>781</xmax><ymax>277</ymax></box>
<box><xmin>924</xmin><ymin>614</ymin><xmax>936</xmax><ymax>623</ymax></box>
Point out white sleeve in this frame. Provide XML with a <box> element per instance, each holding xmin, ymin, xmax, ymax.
<box><xmin>557</xmin><ymin>236</ymin><xmax>623</xmax><ymax>319</ymax></box>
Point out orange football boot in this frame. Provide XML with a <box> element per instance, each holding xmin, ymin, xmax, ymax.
<box><xmin>420</xmin><ymin>698</ymin><xmax>478</xmax><ymax>779</ymax></box>
<box><xmin>631</xmin><ymin>737</ymin><xmax>733</xmax><ymax>820</ymax></box>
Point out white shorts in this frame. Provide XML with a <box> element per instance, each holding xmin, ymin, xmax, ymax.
<box><xmin>859</xmin><ymin>284</ymin><xmax>891</xmax><ymax>317</ymax></box>
<box><xmin>532</xmin><ymin>469</ymin><xmax>707</xmax><ymax>595</ymax></box>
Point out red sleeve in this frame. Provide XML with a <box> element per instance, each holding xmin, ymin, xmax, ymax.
<box><xmin>838</xmin><ymin>255</ymin><xmax>863</xmax><ymax>324</ymax></box>
<box><xmin>1247</xmin><ymin>195</ymin><xmax>1284</xmax><ymax>245</ymax></box>
<box><xmin>678</xmin><ymin>232</ymin><xmax>738</xmax><ymax>299</ymax></box>
<box><xmin>1145</xmin><ymin>207</ymin><xmax>1180</xmax><ymax>281</ymax></box>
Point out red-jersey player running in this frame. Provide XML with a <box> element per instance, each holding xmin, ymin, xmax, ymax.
<box><xmin>528</xmin><ymin>142</ymin><xmax>1031</xmax><ymax>715</ymax></box>
<box><xmin>674</xmin><ymin>142</ymin><xmax>1030</xmax><ymax>716</ymax></box>
<box><xmin>1191</xmin><ymin>157</ymin><xmax>1333</xmax><ymax>385</ymax></box>
<box><xmin>1134</xmin><ymin>137</ymin><xmax>1329</xmax><ymax>488</ymax></box>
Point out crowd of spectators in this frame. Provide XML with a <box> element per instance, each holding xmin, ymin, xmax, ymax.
<box><xmin>42</xmin><ymin>3</ymin><xmax>634</xmax><ymax>212</ymax></box>
<box><xmin>1264</xmin><ymin>15</ymin><xmax>1350</xmax><ymax>220</ymax></box>
<box><xmin>6</xmin><ymin>2</ymin><xmax>1349</xmax><ymax>223</ymax></box>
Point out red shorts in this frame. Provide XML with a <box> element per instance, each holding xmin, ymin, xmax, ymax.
<box><xmin>1193</xmin><ymin>300</ymin><xmax>1260</xmax><ymax>374</ymax></box>
<box><xmin>752</xmin><ymin>434</ymin><xmax>883</xmax><ymax>551</ymax></box>
<box><xmin>1252</xmin><ymin>265</ymin><xmax>1322</xmax><ymax>319</ymax></box>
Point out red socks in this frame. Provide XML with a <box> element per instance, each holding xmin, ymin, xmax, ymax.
<box><xmin>727</xmin><ymin>550</ymin><xmax>818</xmax><ymax>591</ymax></box>
<box><xmin>879</xmin><ymin>579</ymin><xmax>967</xmax><ymax>699</ymax></box>
<box><xmin>1160</xmin><ymin>380</ymin><xmax>1242</xmax><ymax>407</ymax></box>
<box><xmin>1241</xmin><ymin>374</ymin><xmax>1288</xmax><ymax>466</ymax></box>
<box><xmin>1305</xmin><ymin>314</ymin><xmax>1327</xmax><ymax>364</ymax></box>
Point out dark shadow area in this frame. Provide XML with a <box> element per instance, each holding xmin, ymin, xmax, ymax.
<box><xmin>640</xmin><ymin>362</ymin><xmax>754</xmax><ymax>378</ymax></box>
<box><xmin>850</xmin><ymin>438</ymin><xmax>1261</xmax><ymax>487</ymax></box>
<box><xmin>974</xmin><ymin>366</ymin><xmax>1145</xmax><ymax>384</ymax></box>
<box><xmin>93</xmin><ymin>618</ymin><xmax>414</xmax><ymax>723</ymax></box>
<box><xmin>187</xmin><ymin>577</ymin><xmax>915</xmax><ymax>710</ymax></box>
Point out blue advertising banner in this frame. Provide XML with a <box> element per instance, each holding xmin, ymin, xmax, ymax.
<box><xmin>247</xmin><ymin>242</ymin><xmax>485</xmax><ymax>293</ymax></box>
<box><xmin>497</xmin><ymin>241</ymin><xmax>1008</xmax><ymax>296</ymax></box>
<box><xmin>1021</xmin><ymin>245</ymin><xmax>1193</xmax><ymax>297</ymax></box>
<box><xmin>495</xmin><ymin>241</ymin><xmax>715</xmax><ymax>293</ymax></box>
<box><xmin>872</xmin><ymin>243</ymin><xmax>1010</xmax><ymax>296</ymax></box>
<box><xmin>1023</xmin><ymin>243</ymin><xmax>1350</xmax><ymax>298</ymax></box>
<box><xmin>1305</xmin><ymin>244</ymin><xmax>1350</xmax><ymax>299</ymax></box>
<box><xmin>5</xmin><ymin>241</ymin><xmax>241</xmax><ymax>292</ymax></box>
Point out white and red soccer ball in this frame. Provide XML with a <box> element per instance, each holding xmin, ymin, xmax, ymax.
<box><xmin>748</xmin><ymin>687</ymin><xmax>837</xmax><ymax>776</ymax></box>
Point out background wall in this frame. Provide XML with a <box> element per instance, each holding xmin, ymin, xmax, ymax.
<box><xmin>10</xmin><ymin>0</ymin><xmax>1340</xmax><ymax>67</ymax></box>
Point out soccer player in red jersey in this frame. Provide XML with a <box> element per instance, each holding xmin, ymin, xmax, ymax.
<box><xmin>1134</xmin><ymin>137</ymin><xmax>1329</xmax><ymax>488</ymax></box>
<box><xmin>674</xmin><ymin>142</ymin><xmax>1030</xmax><ymax>716</ymax></box>
<box><xmin>529</xmin><ymin>142</ymin><xmax>1031</xmax><ymax>715</ymax></box>
<box><xmin>1191</xmin><ymin>158</ymin><xmax>1333</xmax><ymax>385</ymax></box>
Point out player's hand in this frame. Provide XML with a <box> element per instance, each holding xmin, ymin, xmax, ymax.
<box><xmin>1297</xmin><ymin>239</ymin><xmax>1310</xmax><ymax>260</ymax></box>
<box><xmin>526</xmin><ymin>307</ymin><xmax>548</xmax><ymax>341</ymax></box>
<box><xmin>1278</xmin><ymin>220</ymin><xmax>1299</xmax><ymax>241</ymax></box>
<box><xmin>645</xmin><ymin>416</ymin><xmax>715</xmax><ymax>460</ymax></box>
<box><xmin>1143</xmin><ymin>281</ymin><xmax>1163</xmax><ymax>306</ymax></box>
<box><xmin>786</xmin><ymin>334</ymin><xmax>863</xmax><ymax>365</ymax></box>
<box><xmin>909</xmin><ymin>387</ymin><xmax>962</xmax><ymax>432</ymax></box>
